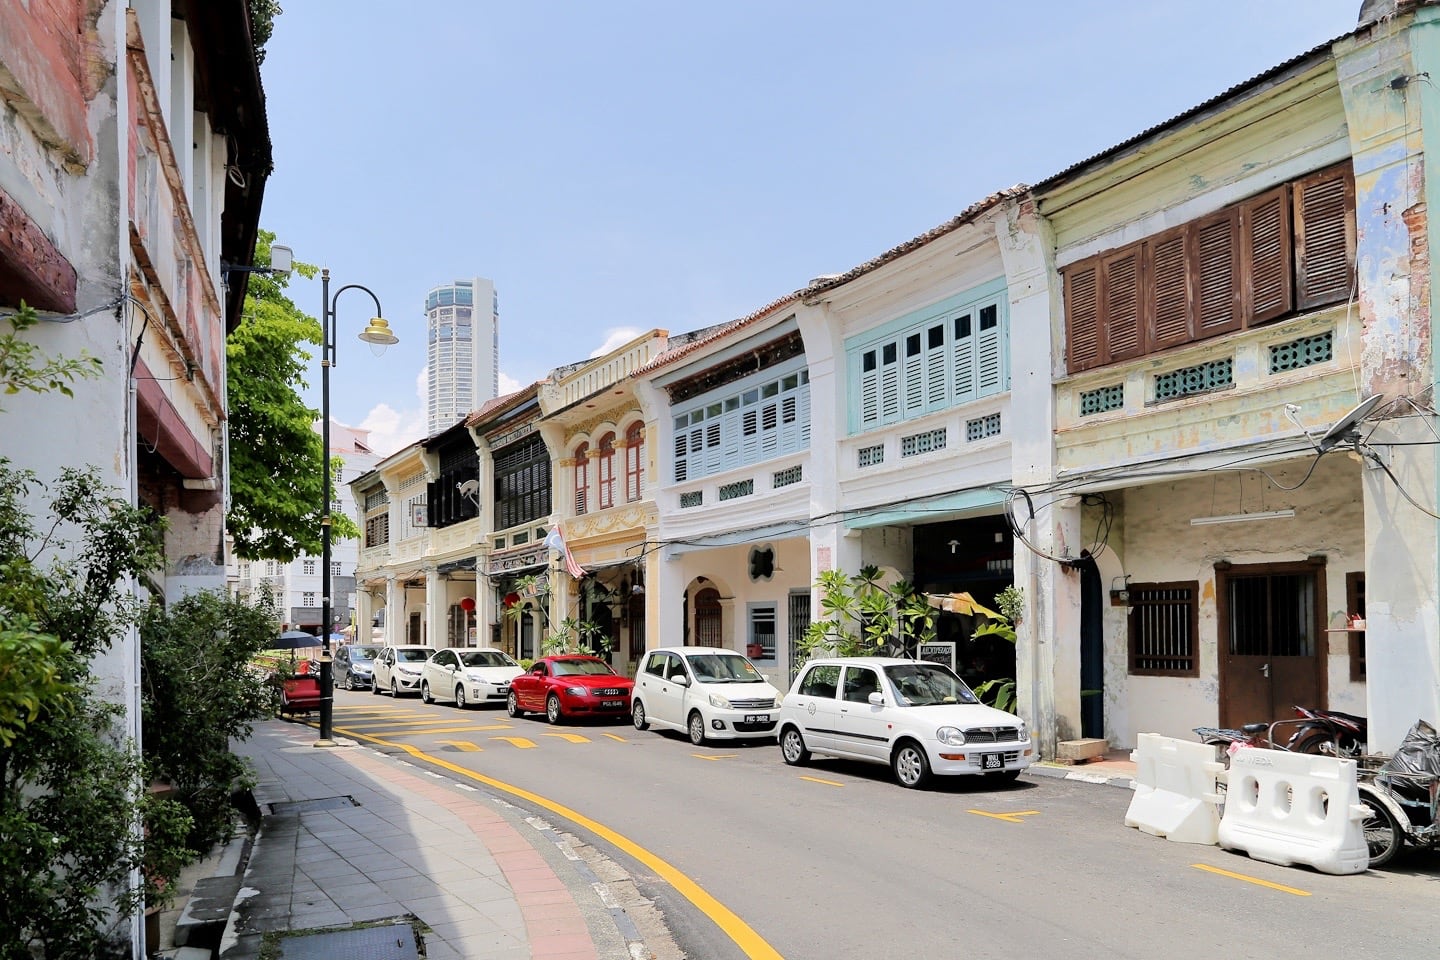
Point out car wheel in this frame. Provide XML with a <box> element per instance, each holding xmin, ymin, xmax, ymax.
<box><xmin>546</xmin><ymin>694</ymin><xmax>563</xmax><ymax>725</ymax></box>
<box><xmin>688</xmin><ymin>711</ymin><xmax>707</xmax><ymax>746</ymax></box>
<box><xmin>390</xmin><ymin>680</ymin><xmax>399</xmax><ymax>698</ymax></box>
<box><xmin>892</xmin><ymin>741</ymin><xmax>931</xmax><ymax>789</ymax></box>
<box><xmin>370</xmin><ymin>677</ymin><xmax>380</xmax><ymax>696</ymax></box>
<box><xmin>780</xmin><ymin>727</ymin><xmax>810</xmax><ymax>766</ymax></box>
<box><xmin>454</xmin><ymin>685</ymin><xmax>468</xmax><ymax>709</ymax></box>
<box><xmin>421</xmin><ymin>681</ymin><xmax>433</xmax><ymax>704</ymax></box>
<box><xmin>507</xmin><ymin>691</ymin><xmax>524</xmax><ymax>718</ymax></box>
<box><xmin>344</xmin><ymin>672</ymin><xmax>355</xmax><ymax>691</ymax></box>
<box><xmin>632</xmin><ymin>700</ymin><xmax>649</xmax><ymax>731</ymax></box>
<box><xmin>1362</xmin><ymin>799</ymin><xmax>1405</xmax><ymax>868</ymax></box>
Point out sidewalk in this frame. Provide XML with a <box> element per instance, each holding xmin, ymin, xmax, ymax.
<box><xmin>164</xmin><ymin>721</ymin><xmax>645</xmax><ymax>960</ymax></box>
<box><xmin>158</xmin><ymin>725</ymin><xmax>1137</xmax><ymax>959</ymax></box>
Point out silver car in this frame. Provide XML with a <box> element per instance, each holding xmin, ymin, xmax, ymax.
<box><xmin>335</xmin><ymin>644</ymin><xmax>381</xmax><ymax>690</ymax></box>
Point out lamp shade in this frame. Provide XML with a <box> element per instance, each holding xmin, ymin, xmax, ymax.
<box><xmin>358</xmin><ymin>318</ymin><xmax>398</xmax><ymax>346</ymax></box>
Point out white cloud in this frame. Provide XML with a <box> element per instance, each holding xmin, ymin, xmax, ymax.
<box><xmin>357</xmin><ymin>403</ymin><xmax>426</xmax><ymax>457</ymax></box>
<box><xmin>498</xmin><ymin>371</ymin><xmax>523</xmax><ymax>394</ymax></box>
<box><xmin>589</xmin><ymin>326</ymin><xmax>643</xmax><ymax>359</ymax></box>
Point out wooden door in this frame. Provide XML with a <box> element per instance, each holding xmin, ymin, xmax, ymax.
<box><xmin>1218</xmin><ymin>562</ymin><xmax>1325</xmax><ymax>730</ymax></box>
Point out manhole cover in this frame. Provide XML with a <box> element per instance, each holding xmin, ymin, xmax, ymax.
<box><xmin>269</xmin><ymin>796</ymin><xmax>357</xmax><ymax>816</ymax></box>
<box><xmin>277</xmin><ymin>922</ymin><xmax>419</xmax><ymax>959</ymax></box>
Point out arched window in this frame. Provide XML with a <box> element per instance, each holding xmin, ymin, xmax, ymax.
<box><xmin>597</xmin><ymin>432</ymin><xmax>616</xmax><ymax>510</ymax></box>
<box><xmin>573</xmin><ymin>443</ymin><xmax>589</xmax><ymax>515</ymax></box>
<box><xmin>624</xmin><ymin>421</ymin><xmax>644</xmax><ymax>502</ymax></box>
<box><xmin>694</xmin><ymin>587</ymin><xmax>722</xmax><ymax>647</ymax></box>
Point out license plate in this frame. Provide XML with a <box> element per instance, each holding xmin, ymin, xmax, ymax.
<box><xmin>496</xmin><ymin>686</ymin><xmax>509</xmax><ymax>694</ymax></box>
<box><xmin>602</xmin><ymin>699</ymin><xmax>624</xmax><ymax>709</ymax></box>
<box><xmin>744</xmin><ymin>714</ymin><xmax>770</xmax><ymax>723</ymax></box>
<box><xmin>981</xmin><ymin>753</ymin><xmax>1003</xmax><ymax>770</ymax></box>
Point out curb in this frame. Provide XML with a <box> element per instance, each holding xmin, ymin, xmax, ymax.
<box><xmin>1025</xmin><ymin>763</ymin><xmax>1136</xmax><ymax>790</ymax></box>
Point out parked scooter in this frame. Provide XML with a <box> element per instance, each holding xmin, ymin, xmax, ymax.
<box><xmin>1358</xmin><ymin>719</ymin><xmax>1440</xmax><ymax>868</ymax></box>
<box><xmin>1286</xmin><ymin>706</ymin><xmax>1368</xmax><ymax>758</ymax></box>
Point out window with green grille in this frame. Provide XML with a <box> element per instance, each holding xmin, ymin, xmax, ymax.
<box><xmin>680</xmin><ymin>491</ymin><xmax>703</xmax><ymax>508</ymax></box>
<box><xmin>857</xmin><ymin>444</ymin><xmax>885</xmax><ymax>467</ymax></box>
<box><xmin>773</xmin><ymin>465</ymin><xmax>803</xmax><ymax>487</ymax></box>
<box><xmin>718</xmin><ymin>479</ymin><xmax>754</xmax><ymax>501</ymax></box>
<box><xmin>965</xmin><ymin>413</ymin><xmax>1001</xmax><ymax>441</ymax></box>
<box><xmin>1268</xmin><ymin>331</ymin><xmax>1333</xmax><ymax>374</ymax></box>
<box><xmin>1153</xmin><ymin>358</ymin><xmax>1232</xmax><ymax>401</ymax></box>
<box><xmin>1080</xmin><ymin>384</ymin><xmax>1124</xmax><ymax>416</ymax></box>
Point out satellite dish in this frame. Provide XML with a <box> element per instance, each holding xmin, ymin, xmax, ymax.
<box><xmin>1317</xmin><ymin>395</ymin><xmax>1384</xmax><ymax>452</ymax></box>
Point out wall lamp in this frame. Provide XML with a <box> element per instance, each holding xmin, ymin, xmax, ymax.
<box><xmin>1189</xmin><ymin>509</ymin><xmax>1295</xmax><ymax>526</ymax></box>
<box><xmin>222</xmin><ymin>243</ymin><xmax>293</xmax><ymax>280</ymax></box>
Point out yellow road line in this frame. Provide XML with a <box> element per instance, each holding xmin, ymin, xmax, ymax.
<box><xmin>968</xmin><ymin>810</ymin><xmax>1040</xmax><ymax>823</ymax></box>
<box><xmin>335</xmin><ymin>724</ymin><xmax>499</xmax><ymax>737</ymax></box>
<box><xmin>693</xmin><ymin>754</ymin><xmax>738</xmax><ymax>761</ymax></box>
<box><xmin>490</xmin><ymin>736</ymin><xmax>537</xmax><ymax>749</ymax></box>
<box><xmin>343</xmin><ymin>729</ymin><xmax>785</xmax><ymax>960</ymax></box>
<box><xmin>799</xmin><ymin>776</ymin><xmax>844</xmax><ymax>787</ymax></box>
<box><xmin>602</xmin><ymin>733</ymin><xmax>628</xmax><ymax>742</ymax></box>
<box><xmin>1191</xmin><ymin>863</ymin><xmax>1311</xmax><ymax>896</ymax></box>
<box><xmin>542</xmin><ymin>733</ymin><xmax>591</xmax><ymax>744</ymax></box>
<box><xmin>437</xmin><ymin>740</ymin><xmax>482</xmax><ymax>752</ymax></box>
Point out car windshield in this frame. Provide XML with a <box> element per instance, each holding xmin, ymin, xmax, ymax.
<box><xmin>687</xmin><ymin>653</ymin><xmax>763</xmax><ymax>683</ymax></box>
<box><xmin>460</xmin><ymin>650</ymin><xmax>517</xmax><ymax>668</ymax></box>
<box><xmin>349</xmin><ymin>646</ymin><xmax>380</xmax><ymax>662</ymax></box>
<box><xmin>396</xmin><ymin>649</ymin><xmax>431</xmax><ymax>663</ymax></box>
<box><xmin>550</xmin><ymin>658</ymin><xmax>615</xmax><ymax>677</ymax></box>
<box><xmin>883</xmin><ymin>663</ymin><xmax>979</xmax><ymax>706</ymax></box>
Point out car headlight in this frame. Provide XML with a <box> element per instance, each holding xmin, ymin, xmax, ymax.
<box><xmin>1013</xmin><ymin>723</ymin><xmax>1028</xmax><ymax>743</ymax></box>
<box><xmin>937</xmin><ymin>726</ymin><xmax>968</xmax><ymax>746</ymax></box>
<box><xmin>770</xmin><ymin>697</ymin><xmax>782</xmax><ymax>709</ymax></box>
<box><xmin>398</xmin><ymin>665</ymin><xmax>420</xmax><ymax>676</ymax></box>
<box><xmin>708</xmin><ymin>693</ymin><xmax>731</xmax><ymax>709</ymax></box>
<box><xmin>464</xmin><ymin>671</ymin><xmax>486</xmax><ymax>684</ymax></box>
<box><xmin>565</xmin><ymin>686</ymin><xmax>587</xmax><ymax>697</ymax></box>
<box><xmin>356</xmin><ymin>665</ymin><xmax>371</xmax><ymax>674</ymax></box>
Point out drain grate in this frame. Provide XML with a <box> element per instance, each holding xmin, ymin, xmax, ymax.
<box><xmin>268</xmin><ymin>795</ymin><xmax>358</xmax><ymax>816</ymax></box>
<box><xmin>276</xmin><ymin>922</ymin><xmax>419</xmax><ymax>959</ymax></box>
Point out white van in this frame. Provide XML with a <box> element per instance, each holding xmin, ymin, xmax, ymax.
<box><xmin>631</xmin><ymin>646</ymin><xmax>782</xmax><ymax>745</ymax></box>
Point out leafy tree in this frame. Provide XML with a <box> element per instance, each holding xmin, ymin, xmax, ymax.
<box><xmin>226</xmin><ymin>230</ymin><xmax>359</xmax><ymax>561</ymax></box>
<box><xmin>799</xmin><ymin>566</ymin><xmax>937</xmax><ymax>661</ymax></box>
<box><xmin>0</xmin><ymin>302</ymin><xmax>101</xmax><ymax>411</ymax></box>
<box><xmin>504</xmin><ymin>574</ymin><xmax>610</xmax><ymax>656</ymax></box>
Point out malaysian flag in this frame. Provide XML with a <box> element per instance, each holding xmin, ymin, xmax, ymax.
<box><xmin>543</xmin><ymin>525</ymin><xmax>587</xmax><ymax>579</ymax></box>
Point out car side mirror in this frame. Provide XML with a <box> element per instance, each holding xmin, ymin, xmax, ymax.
<box><xmin>868</xmin><ymin>692</ymin><xmax>884</xmax><ymax>706</ymax></box>
<box><xmin>674</xmin><ymin>675</ymin><xmax>690</xmax><ymax>687</ymax></box>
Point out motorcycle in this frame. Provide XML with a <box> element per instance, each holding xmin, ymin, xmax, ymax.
<box><xmin>1358</xmin><ymin>719</ymin><xmax>1440</xmax><ymax>868</ymax></box>
<box><xmin>1285</xmin><ymin>706</ymin><xmax>1368</xmax><ymax>758</ymax></box>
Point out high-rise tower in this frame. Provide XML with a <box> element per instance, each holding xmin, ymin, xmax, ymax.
<box><xmin>425</xmin><ymin>278</ymin><xmax>499</xmax><ymax>435</ymax></box>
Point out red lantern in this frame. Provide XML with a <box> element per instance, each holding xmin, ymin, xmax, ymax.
<box><xmin>460</xmin><ymin>597</ymin><xmax>476</xmax><ymax>612</ymax></box>
<box><xmin>503</xmin><ymin>592</ymin><xmax>520</xmax><ymax>609</ymax></box>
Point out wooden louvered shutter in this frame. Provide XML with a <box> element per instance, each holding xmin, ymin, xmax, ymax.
<box><xmin>1195</xmin><ymin>208</ymin><xmax>1242</xmax><ymax>338</ymax></box>
<box><xmin>1102</xmin><ymin>248</ymin><xmax>1143</xmax><ymax>362</ymax></box>
<box><xmin>1240</xmin><ymin>185</ymin><xmax>1292</xmax><ymax>325</ymax></box>
<box><xmin>1294</xmin><ymin>164</ymin><xmax>1355</xmax><ymax>310</ymax></box>
<box><xmin>1146</xmin><ymin>228</ymin><xmax>1191</xmax><ymax>350</ymax></box>
<box><xmin>1064</xmin><ymin>262</ymin><xmax>1100</xmax><ymax>373</ymax></box>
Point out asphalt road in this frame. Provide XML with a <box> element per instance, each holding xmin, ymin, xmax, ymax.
<box><xmin>325</xmin><ymin>689</ymin><xmax>1438</xmax><ymax>960</ymax></box>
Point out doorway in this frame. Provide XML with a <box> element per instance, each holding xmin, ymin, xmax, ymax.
<box><xmin>1217</xmin><ymin>561</ymin><xmax>1325</xmax><ymax>729</ymax></box>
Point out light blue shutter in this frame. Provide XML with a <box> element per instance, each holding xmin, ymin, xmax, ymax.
<box><xmin>976</xmin><ymin>303</ymin><xmax>1003</xmax><ymax>396</ymax></box>
<box><xmin>953</xmin><ymin>315</ymin><xmax>974</xmax><ymax>403</ymax></box>
<box><xmin>903</xmin><ymin>332</ymin><xmax>925</xmax><ymax>417</ymax></box>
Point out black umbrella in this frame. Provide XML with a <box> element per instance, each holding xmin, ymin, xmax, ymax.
<box><xmin>271</xmin><ymin>630</ymin><xmax>321</xmax><ymax>651</ymax></box>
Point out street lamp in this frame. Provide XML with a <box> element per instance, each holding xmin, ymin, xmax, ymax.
<box><xmin>317</xmin><ymin>268</ymin><xmax>397</xmax><ymax>746</ymax></box>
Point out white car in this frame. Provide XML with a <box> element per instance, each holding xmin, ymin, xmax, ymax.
<box><xmin>632</xmin><ymin>646</ymin><xmax>782</xmax><ymax>745</ymax></box>
<box><xmin>421</xmin><ymin>647</ymin><xmax>524</xmax><ymax>709</ymax></box>
<box><xmin>371</xmin><ymin>645</ymin><xmax>433</xmax><ymax>697</ymax></box>
<box><xmin>778</xmin><ymin>657</ymin><xmax>1033</xmax><ymax>788</ymax></box>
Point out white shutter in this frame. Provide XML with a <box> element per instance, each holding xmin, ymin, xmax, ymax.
<box><xmin>925</xmin><ymin>324</ymin><xmax>948</xmax><ymax>409</ymax></box>
<box><xmin>953</xmin><ymin>318</ymin><xmax>974</xmax><ymax>402</ymax></box>
<box><xmin>798</xmin><ymin>384</ymin><xmax>811</xmax><ymax>446</ymax></box>
<box><xmin>903</xmin><ymin>333</ymin><xmax>925</xmax><ymax>416</ymax></box>
<box><xmin>880</xmin><ymin>345</ymin><xmax>900</xmax><ymax>423</ymax></box>
<box><xmin>859</xmin><ymin>364</ymin><xmax>879</xmax><ymax>429</ymax></box>
<box><xmin>976</xmin><ymin>303</ymin><xmax>1004</xmax><ymax>396</ymax></box>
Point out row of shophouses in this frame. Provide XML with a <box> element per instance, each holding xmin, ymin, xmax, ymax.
<box><xmin>354</xmin><ymin>5</ymin><xmax>1440</xmax><ymax>757</ymax></box>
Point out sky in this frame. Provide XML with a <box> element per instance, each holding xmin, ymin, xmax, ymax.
<box><xmin>258</xmin><ymin>1</ymin><xmax>1364</xmax><ymax>456</ymax></box>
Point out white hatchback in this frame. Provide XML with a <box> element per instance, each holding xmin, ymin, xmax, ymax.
<box><xmin>632</xmin><ymin>646</ymin><xmax>783</xmax><ymax>745</ymax></box>
<box><xmin>420</xmin><ymin>647</ymin><xmax>523</xmax><ymax>709</ymax></box>
<box><xmin>371</xmin><ymin>645</ymin><xmax>433</xmax><ymax>697</ymax></box>
<box><xmin>778</xmin><ymin>657</ymin><xmax>1033</xmax><ymax>788</ymax></box>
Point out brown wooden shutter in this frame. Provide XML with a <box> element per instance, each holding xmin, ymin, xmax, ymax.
<box><xmin>1295</xmin><ymin>163</ymin><xmax>1355</xmax><ymax>309</ymax></box>
<box><xmin>1146</xmin><ymin>228</ymin><xmax>1191</xmax><ymax>349</ymax></box>
<box><xmin>1102</xmin><ymin>247</ymin><xmax>1144</xmax><ymax>362</ymax></box>
<box><xmin>1194</xmin><ymin>208</ymin><xmax>1242</xmax><ymax>338</ymax></box>
<box><xmin>1064</xmin><ymin>261</ymin><xmax>1100</xmax><ymax>373</ymax></box>
<box><xmin>1241</xmin><ymin>185</ymin><xmax>1293</xmax><ymax>325</ymax></box>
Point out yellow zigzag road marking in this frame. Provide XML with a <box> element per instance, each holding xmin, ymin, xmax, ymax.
<box><xmin>602</xmin><ymin>733</ymin><xmax>628</xmax><ymax>742</ymax></box>
<box><xmin>341</xmin><ymin>727</ymin><xmax>785</xmax><ymax>960</ymax></box>
<box><xmin>490</xmin><ymin>736</ymin><xmax>537</xmax><ymax>749</ymax></box>
<box><xmin>967</xmin><ymin>810</ymin><xmax>1040</xmax><ymax>823</ymax></box>
<box><xmin>437</xmin><ymin>740</ymin><xmax>481</xmax><ymax>752</ymax></box>
<box><xmin>542</xmin><ymin>733</ymin><xmax>591</xmax><ymax>744</ymax></box>
<box><xmin>1192</xmin><ymin>863</ymin><xmax>1311</xmax><ymax>896</ymax></box>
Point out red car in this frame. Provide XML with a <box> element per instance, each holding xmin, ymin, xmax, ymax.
<box><xmin>507</xmin><ymin>655</ymin><xmax>634</xmax><ymax>724</ymax></box>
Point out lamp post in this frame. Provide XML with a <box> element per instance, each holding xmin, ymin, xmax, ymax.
<box><xmin>317</xmin><ymin>268</ymin><xmax>397</xmax><ymax>745</ymax></box>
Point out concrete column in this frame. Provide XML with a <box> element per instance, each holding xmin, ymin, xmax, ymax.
<box><xmin>652</xmin><ymin>548</ymin><xmax>685</xmax><ymax>649</ymax></box>
<box><xmin>1337</xmin><ymin>12</ymin><xmax>1440</xmax><ymax>749</ymax></box>
<box><xmin>355</xmin><ymin>586</ymin><xmax>375</xmax><ymax>643</ymax></box>
<box><xmin>425</xmin><ymin>568</ymin><xmax>445</xmax><ymax>647</ymax></box>
<box><xmin>384</xmin><ymin>576</ymin><xmax>402</xmax><ymax>647</ymax></box>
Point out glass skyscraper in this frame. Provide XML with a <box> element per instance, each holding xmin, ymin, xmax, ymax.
<box><xmin>425</xmin><ymin>278</ymin><xmax>499</xmax><ymax>435</ymax></box>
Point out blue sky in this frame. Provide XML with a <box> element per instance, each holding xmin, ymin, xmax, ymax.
<box><xmin>259</xmin><ymin>1</ymin><xmax>1362</xmax><ymax>455</ymax></box>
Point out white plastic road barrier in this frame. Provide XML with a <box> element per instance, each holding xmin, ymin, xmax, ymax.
<box><xmin>1123</xmin><ymin>733</ymin><xmax>1224</xmax><ymax>845</ymax></box>
<box><xmin>1216</xmin><ymin>747</ymin><xmax>1370</xmax><ymax>875</ymax></box>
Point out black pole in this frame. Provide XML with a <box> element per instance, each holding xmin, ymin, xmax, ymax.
<box><xmin>319</xmin><ymin>268</ymin><xmax>335</xmax><ymax>743</ymax></box>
